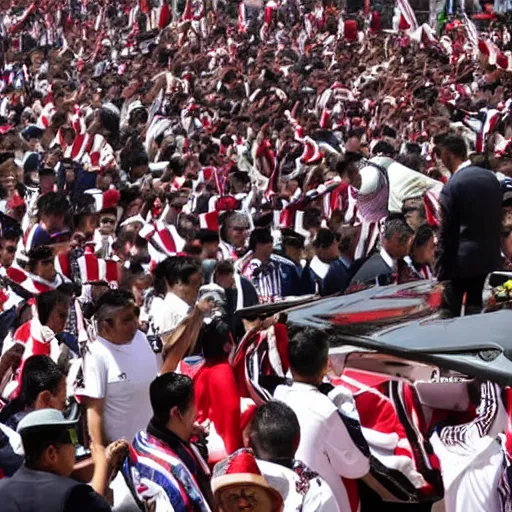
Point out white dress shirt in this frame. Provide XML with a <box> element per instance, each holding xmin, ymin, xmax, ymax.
<box><xmin>379</xmin><ymin>246</ymin><xmax>396</xmax><ymax>272</ymax></box>
<box><xmin>454</xmin><ymin>159</ymin><xmax>472</xmax><ymax>173</ymax></box>
<box><xmin>274</xmin><ymin>382</ymin><xmax>370</xmax><ymax>511</ymax></box>
<box><xmin>257</xmin><ymin>459</ymin><xmax>341</xmax><ymax>512</ymax></box>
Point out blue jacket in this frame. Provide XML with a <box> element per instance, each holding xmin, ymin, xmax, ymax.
<box><xmin>276</xmin><ymin>255</ymin><xmax>316</xmax><ymax>297</ymax></box>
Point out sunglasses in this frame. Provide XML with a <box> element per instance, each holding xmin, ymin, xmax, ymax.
<box><xmin>4</xmin><ymin>246</ymin><xmax>16</xmax><ymax>254</ymax></box>
<box><xmin>100</xmin><ymin>218</ymin><xmax>116</xmax><ymax>225</ymax></box>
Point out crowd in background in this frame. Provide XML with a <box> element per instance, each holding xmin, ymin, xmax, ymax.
<box><xmin>1</xmin><ymin>0</ymin><xmax>512</xmax><ymax>510</ymax></box>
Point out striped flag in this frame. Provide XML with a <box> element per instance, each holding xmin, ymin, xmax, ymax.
<box><xmin>396</xmin><ymin>0</ymin><xmax>418</xmax><ymax>32</ymax></box>
<box><xmin>462</xmin><ymin>13</ymin><xmax>478</xmax><ymax>56</ymax></box>
<box><xmin>238</xmin><ymin>2</ymin><xmax>247</xmax><ymax>33</ymax></box>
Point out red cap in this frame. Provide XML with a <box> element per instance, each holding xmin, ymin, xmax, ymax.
<box><xmin>102</xmin><ymin>189</ymin><xmax>121</xmax><ymax>211</ymax></box>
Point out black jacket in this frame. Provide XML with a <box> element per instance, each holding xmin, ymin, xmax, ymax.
<box><xmin>0</xmin><ymin>464</ymin><xmax>110</xmax><ymax>512</ymax></box>
<box><xmin>349</xmin><ymin>253</ymin><xmax>394</xmax><ymax>287</ymax></box>
<box><xmin>435</xmin><ymin>166</ymin><xmax>502</xmax><ymax>281</ymax></box>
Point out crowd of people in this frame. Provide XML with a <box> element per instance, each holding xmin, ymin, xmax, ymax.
<box><xmin>1</xmin><ymin>0</ymin><xmax>512</xmax><ymax>510</ymax></box>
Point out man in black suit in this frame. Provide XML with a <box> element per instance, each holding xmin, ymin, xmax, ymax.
<box><xmin>349</xmin><ymin>216</ymin><xmax>413</xmax><ymax>287</ymax></box>
<box><xmin>434</xmin><ymin>134</ymin><xmax>502</xmax><ymax>317</ymax></box>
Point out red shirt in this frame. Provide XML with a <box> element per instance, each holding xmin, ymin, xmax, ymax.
<box><xmin>194</xmin><ymin>361</ymin><xmax>242</xmax><ymax>456</ymax></box>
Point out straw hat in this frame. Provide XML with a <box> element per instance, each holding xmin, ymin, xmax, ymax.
<box><xmin>212</xmin><ymin>449</ymin><xmax>283</xmax><ymax>512</ymax></box>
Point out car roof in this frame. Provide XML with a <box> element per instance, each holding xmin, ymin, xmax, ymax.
<box><xmin>286</xmin><ymin>282</ymin><xmax>512</xmax><ymax>385</ymax></box>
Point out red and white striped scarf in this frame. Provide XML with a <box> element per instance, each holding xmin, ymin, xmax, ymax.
<box><xmin>139</xmin><ymin>221</ymin><xmax>186</xmax><ymax>257</ymax></box>
<box><xmin>55</xmin><ymin>252</ymin><xmax>119</xmax><ymax>285</ymax></box>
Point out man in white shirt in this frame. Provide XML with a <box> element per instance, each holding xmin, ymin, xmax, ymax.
<box><xmin>248</xmin><ymin>400</ymin><xmax>340</xmax><ymax>512</ymax></box>
<box><xmin>274</xmin><ymin>328</ymin><xmax>370</xmax><ymax>512</ymax></box>
<box><xmin>77</xmin><ymin>289</ymin><xmax>159</xmax><ymax>445</ymax></box>
<box><xmin>429</xmin><ymin>381</ymin><xmax>508</xmax><ymax>512</ymax></box>
<box><xmin>150</xmin><ymin>255</ymin><xmax>206</xmax><ymax>336</ymax></box>
<box><xmin>357</xmin><ymin>155</ymin><xmax>443</xmax><ymax>219</ymax></box>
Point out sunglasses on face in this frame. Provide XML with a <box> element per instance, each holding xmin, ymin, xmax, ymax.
<box><xmin>4</xmin><ymin>246</ymin><xmax>16</xmax><ymax>254</ymax></box>
<box><xmin>100</xmin><ymin>218</ymin><xmax>116</xmax><ymax>225</ymax></box>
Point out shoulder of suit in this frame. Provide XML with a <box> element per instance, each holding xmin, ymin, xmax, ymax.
<box><xmin>452</xmin><ymin>166</ymin><xmax>500</xmax><ymax>185</ymax></box>
<box><xmin>271</xmin><ymin>254</ymin><xmax>295</xmax><ymax>267</ymax></box>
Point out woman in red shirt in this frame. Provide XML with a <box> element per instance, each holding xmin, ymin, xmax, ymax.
<box><xmin>194</xmin><ymin>319</ymin><xmax>243</xmax><ymax>463</ymax></box>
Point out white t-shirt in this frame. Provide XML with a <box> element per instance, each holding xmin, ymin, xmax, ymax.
<box><xmin>78</xmin><ymin>330</ymin><xmax>159</xmax><ymax>443</ymax></box>
<box><xmin>151</xmin><ymin>292</ymin><xmax>190</xmax><ymax>336</ymax></box>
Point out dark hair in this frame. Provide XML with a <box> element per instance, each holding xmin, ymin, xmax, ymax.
<box><xmin>383</xmin><ymin>216</ymin><xmax>414</xmax><ymax>243</ymax></box>
<box><xmin>396</xmin><ymin>153</ymin><xmax>425</xmax><ymax>173</ymax></box>
<box><xmin>119</xmin><ymin>264</ymin><xmax>151</xmax><ymax>292</ymax></box>
<box><xmin>199</xmin><ymin>318</ymin><xmax>232</xmax><ymax>361</ymax></box>
<box><xmin>1</xmin><ymin>228</ymin><xmax>21</xmax><ymax>242</ymax></box>
<box><xmin>27</xmin><ymin>245</ymin><xmax>53</xmax><ymax>272</ymax></box>
<box><xmin>303</xmin><ymin>207</ymin><xmax>322</xmax><ymax>230</ymax></box>
<box><xmin>195</xmin><ymin>229</ymin><xmax>220</xmax><ymax>245</ymax></box>
<box><xmin>281</xmin><ymin>229</ymin><xmax>305</xmax><ymax>250</ymax></box>
<box><xmin>163</xmin><ymin>256</ymin><xmax>202</xmax><ymax>287</ymax></box>
<box><xmin>37</xmin><ymin>192</ymin><xmax>69</xmax><ymax>217</ymax></box>
<box><xmin>411</xmin><ymin>224</ymin><xmax>434</xmax><ymax>251</ymax></box>
<box><xmin>94</xmin><ymin>289</ymin><xmax>135</xmax><ymax>323</ymax></box>
<box><xmin>470</xmin><ymin>152</ymin><xmax>491</xmax><ymax>170</ymax></box>
<box><xmin>249</xmin><ymin>401</ymin><xmax>300</xmax><ymax>460</ymax></box>
<box><xmin>36</xmin><ymin>290</ymin><xmax>70</xmax><ymax>326</ymax></box>
<box><xmin>288</xmin><ymin>328</ymin><xmax>329</xmax><ymax>379</ymax></box>
<box><xmin>215</xmin><ymin>260</ymin><xmax>234</xmax><ymax>276</ymax></box>
<box><xmin>112</xmin><ymin>230</ymin><xmax>137</xmax><ymax>252</ymax></box>
<box><xmin>182</xmin><ymin>243</ymin><xmax>202</xmax><ymax>257</ymax></box>
<box><xmin>434</xmin><ymin>133</ymin><xmax>468</xmax><ymax>160</ymax></box>
<box><xmin>0</xmin><ymin>355</ymin><xmax>65</xmax><ymax>425</ymax></box>
<box><xmin>152</xmin><ymin>258</ymin><xmax>173</xmax><ymax>296</ymax></box>
<box><xmin>149</xmin><ymin>373</ymin><xmax>194</xmax><ymax>424</ymax></box>
<box><xmin>248</xmin><ymin>228</ymin><xmax>273</xmax><ymax>252</ymax></box>
<box><xmin>20</xmin><ymin>355</ymin><xmax>64</xmax><ymax>407</ymax></box>
<box><xmin>313</xmin><ymin>228</ymin><xmax>336</xmax><ymax>249</ymax></box>
<box><xmin>22</xmin><ymin>426</ymin><xmax>72</xmax><ymax>466</ymax></box>
<box><xmin>253</xmin><ymin>212</ymin><xmax>273</xmax><ymax>229</ymax></box>
<box><xmin>372</xmin><ymin>140</ymin><xmax>396</xmax><ymax>157</ymax></box>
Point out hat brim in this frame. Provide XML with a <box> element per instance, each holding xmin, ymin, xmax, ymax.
<box><xmin>18</xmin><ymin>417</ymin><xmax>79</xmax><ymax>435</ymax></box>
<box><xmin>212</xmin><ymin>474</ymin><xmax>283</xmax><ymax>512</ymax></box>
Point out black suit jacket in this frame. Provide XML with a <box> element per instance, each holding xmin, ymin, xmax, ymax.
<box><xmin>435</xmin><ymin>165</ymin><xmax>502</xmax><ymax>281</ymax></box>
<box><xmin>349</xmin><ymin>253</ymin><xmax>394</xmax><ymax>287</ymax></box>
